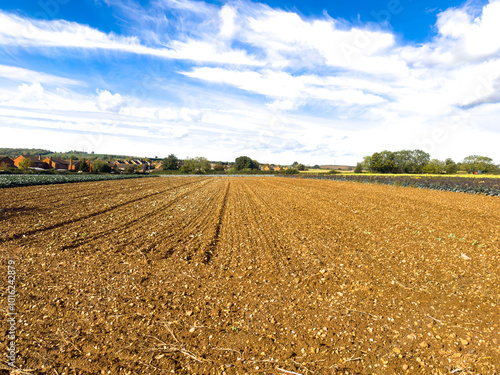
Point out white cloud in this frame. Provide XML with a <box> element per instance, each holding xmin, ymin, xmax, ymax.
<box><xmin>0</xmin><ymin>10</ymin><xmax>261</xmax><ymax>66</ymax></box>
<box><xmin>266</xmin><ymin>99</ymin><xmax>299</xmax><ymax>112</ymax></box>
<box><xmin>167</xmin><ymin>40</ymin><xmax>263</xmax><ymax>66</ymax></box>
<box><xmin>437</xmin><ymin>1</ymin><xmax>500</xmax><ymax>58</ymax></box>
<box><xmin>241</xmin><ymin>8</ymin><xmax>405</xmax><ymax>75</ymax></box>
<box><xmin>97</xmin><ymin>90</ymin><xmax>124</xmax><ymax>112</ymax></box>
<box><xmin>403</xmin><ymin>1</ymin><xmax>500</xmax><ymax>66</ymax></box>
<box><xmin>18</xmin><ymin>82</ymin><xmax>44</xmax><ymax>99</ymax></box>
<box><xmin>153</xmin><ymin>0</ymin><xmax>215</xmax><ymax>15</ymax></box>
<box><xmin>0</xmin><ymin>11</ymin><xmax>140</xmax><ymax>50</ymax></box>
<box><xmin>183</xmin><ymin>67</ymin><xmax>385</xmax><ymax>106</ymax></box>
<box><xmin>219</xmin><ymin>5</ymin><xmax>237</xmax><ymax>38</ymax></box>
<box><xmin>0</xmin><ymin>65</ymin><xmax>83</xmax><ymax>86</ymax></box>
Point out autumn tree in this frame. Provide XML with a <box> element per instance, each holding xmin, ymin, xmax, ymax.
<box><xmin>19</xmin><ymin>158</ymin><xmax>33</xmax><ymax>170</ymax></box>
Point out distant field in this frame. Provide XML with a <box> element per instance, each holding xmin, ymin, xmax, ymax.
<box><xmin>299</xmin><ymin>169</ymin><xmax>333</xmax><ymax>174</ymax></box>
<box><xmin>339</xmin><ymin>173</ymin><xmax>498</xmax><ymax>178</ymax></box>
<box><xmin>297</xmin><ymin>173</ymin><xmax>500</xmax><ymax>196</ymax></box>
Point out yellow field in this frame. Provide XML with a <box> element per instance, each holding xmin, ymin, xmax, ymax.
<box><xmin>299</xmin><ymin>169</ymin><xmax>333</xmax><ymax>174</ymax></box>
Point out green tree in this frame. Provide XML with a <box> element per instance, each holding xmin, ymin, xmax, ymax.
<box><xmin>79</xmin><ymin>159</ymin><xmax>90</xmax><ymax>172</ymax></box>
<box><xmin>235</xmin><ymin>156</ymin><xmax>259</xmax><ymax>170</ymax></box>
<box><xmin>92</xmin><ymin>160</ymin><xmax>112</xmax><ymax>173</ymax></box>
<box><xmin>193</xmin><ymin>157</ymin><xmax>211</xmax><ymax>173</ymax></box>
<box><xmin>361</xmin><ymin>156</ymin><xmax>373</xmax><ymax>172</ymax></box>
<box><xmin>393</xmin><ymin>150</ymin><xmax>413</xmax><ymax>173</ymax></box>
<box><xmin>180</xmin><ymin>157</ymin><xmax>211</xmax><ymax>174</ymax></box>
<box><xmin>162</xmin><ymin>154</ymin><xmax>179</xmax><ymax>170</ymax></box>
<box><xmin>444</xmin><ymin>158</ymin><xmax>458</xmax><ymax>174</ymax></box>
<box><xmin>125</xmin><ymin>165</ymin><xmax>140</xmax><ymax>173</ymax></box>
<box><xmin>409</xmin><ymin>150</ymin><xmax>430</xmax><ymax>173</ymax></box>
<box><xmin>462</xmin><ymin>155</ymin><xmax>496</xmax><ymax>173</ymax></box>
<box><xmin>179</xmin><ymin>161</ymin><xmax>193</xmax><ymax>174</ymax></box>
<box><xmin>296</xmin><ymin>164</ymin><xmax>306</xmax><ymax>171</ymax></box>
<box><xmin>18</xmin><ymin>158</ymin><xmax>33</xmax><ymax>170</ymax></box>
<box><xmin>0</xmin><ymin>162</ymin><xmax>9</xmax><ymax>170</ymax></box>
<box><xmin>213</xmin><ymin>163</ymin><xmax>225</xmax><ymax>171</ymax></box>
<box><xmin>363</xmin><ymin>149</ymin><xmax>430</xmax><ymax>174</ymax></box>
<box><xmin>370</xmin><ymin>151</ymin><xmax>396</xmax><ymax>173</ymax></box>
<box><xmin>423</xmin><ymin>159</ymin><xmax>445</xmax><ymax>174</ymax></box>
<box><xmin>354</xmin><ymin>163</ymin><xmax>363</xmax><ymax>173</ymax></box>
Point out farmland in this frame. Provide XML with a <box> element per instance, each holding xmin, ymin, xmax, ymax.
<box><xmin>0</xmin><ymin>174</ymin><xmax>155</xmax><ymax>189</ymax></box>
<box><xmin>1</xmin><ymin>177</ymin><xmax>499</xmax><ymax>374</ymax></box>
<box><xmin>298</xmin><ymin>174</ymin><xmax>500</xmax><ymax>196</ymax></box>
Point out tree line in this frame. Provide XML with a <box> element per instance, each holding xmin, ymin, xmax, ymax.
<box><xmin>160</xmin><ymin>155</ymin><xmax>299</xmax><ymax>175</ymax></box>
<box><xmin>356</xmin><ymin>150</ymin><xmax>498</xmax><ymax>174</ymax></box>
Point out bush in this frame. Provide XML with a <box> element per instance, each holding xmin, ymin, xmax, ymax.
<box><xmin>125</xmin><ymin>165</ymin><xmax>138</xmax><ymax>174</ymax></box>
<box><xmin>162</xmin><ymin>154</ymin><xmax>179</xmax><ymax>170</ymax></box>
<box><xmin>354</xmin><ymin>163</ymin><xmax>363</xmax><ymax>173</ymax></box>
<box><xmin>92</xmin><ymin>160</ymin><xmax>112</xmax><ymax>173</ymax></box>
<box><xmin>19</xmin><ymin>158</ymin><xmax>33</xmax><ymax>170</ymax></box>
<box><xmin>79</xmin><ymin>159</ymin><xmax>90</xmax><ymax>172</ymax></box>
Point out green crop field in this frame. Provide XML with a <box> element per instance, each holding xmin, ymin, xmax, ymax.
<box><xmin>0</xmin><ymin>174</ymin><xmax>155</xmax><ymax>188</ymax></box>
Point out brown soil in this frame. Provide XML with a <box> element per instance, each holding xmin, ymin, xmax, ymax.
<box><xmin>1</xmin><ymin>177</ymin><xmax>499</xmax><ymax>374</ymax></box>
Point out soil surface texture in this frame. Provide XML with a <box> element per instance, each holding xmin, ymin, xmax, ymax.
<box><xmin>0</xmin><ymin>177</ymin><xmax>499</xmax><ymax>374</ymax></box>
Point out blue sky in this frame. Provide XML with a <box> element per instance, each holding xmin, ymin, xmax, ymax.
<box><xmin>1</xmin><ymin>0</ymin><xmax>499</xmax><ymax>165</ymax></box>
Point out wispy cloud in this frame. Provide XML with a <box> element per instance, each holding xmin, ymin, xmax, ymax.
<box><xmin>0</xmin><ymin>64</ymin><xmax>83</xmax><ymax>86</ymax></box>
<box><xmin>182</xmin><ymin>67</ymin><xmax>385</xmax><ymax>107</ymax></box>
<box><xmin>0</xmin><ymin>10</ymin><xmax>262</xmax><ymax>66</ymax></box>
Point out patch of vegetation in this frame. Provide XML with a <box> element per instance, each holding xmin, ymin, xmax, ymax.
<box><xmin>0</xmin><ymin>174</ymin><xmax>156</xmax><ymax>189</ymax></box>
<box><xmin>293</xmin><ymin>174</ymin><xmax>500</xmax><ymax>196</ymax></box>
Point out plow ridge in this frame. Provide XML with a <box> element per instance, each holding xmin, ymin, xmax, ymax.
<box><xmin>0</xmin><ymin>178</ymin><xmax>206</xmax><ymax>244</ymax></box>
<box><xmin>40</xmin><ymin>179</ymin><xmax>217</xmax><ymax>254</ymax></box>
<box><xmin>203</xmin><ymin>180</ymin><xmax>230</xmax><ymax>264</ymax></box>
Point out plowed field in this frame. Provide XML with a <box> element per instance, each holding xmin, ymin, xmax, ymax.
<box><xmin>1</xmin><ymin>177</ymin><xmax>499</xmax><ymax>375</ymax></box>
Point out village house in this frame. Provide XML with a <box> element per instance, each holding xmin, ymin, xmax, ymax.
<box><xmin>0</xmin><ymin>156</ymin><xmax>16</xmax><ymax>169</ymax></box>
<box><xmin>68</xmin><ymin>159</ymin><xmax>81</xmax><ymax>171</ymax></box>
<box><xmin>133</xmin><ymin>160</ymin><xmax>151</xmax><ymax>171</ymax></box>
<box><xmin>43</xmin><ymin>157</ymin><xmax>70</xmax><ymax>170</ymax></box>
<box><xmin>9</xmin><ymin>155</ymin><xmax>152</xmax><ymax>173</ymax></box>
<box><xmin>14</xmin><ymin>155</ymin><xmax>49</xmax><ymax>169</ymax></box>
<box><xmin>113</xmin><ymin>161</ymin><xmax>136</xmax><ymax>172</ymax></box>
